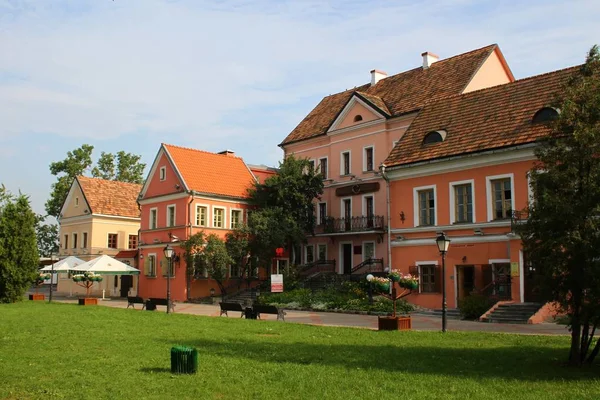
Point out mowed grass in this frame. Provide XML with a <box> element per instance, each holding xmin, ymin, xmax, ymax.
<box><xmin>0</xmin><ymin>303</ymin><xmax>598</xmax><ymax>400</ymax></box>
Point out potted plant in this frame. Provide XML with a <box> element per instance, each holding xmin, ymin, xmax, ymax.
<box><xmin>388</xmin><ymin>270</ymin><xmax>401</xmax><ymax>282</ymax></box>
<box><xmin>72</xmin><ymin>272</ymin><xmax>103</xmax><ymax>305</ymax></box>
<box><xmin>29</xmin><ymin>273</ymin><xmax>51</xmax><ymax>301</ymax></box>
<box><xmin>367</xmin><ymin>272</ymin><xmax>415</xmax><ymax>331</ymax></box>
<box><xmin>399</xmin><ymin>274</ymin><xmax>419</xmax><ymax>290</ymax></box>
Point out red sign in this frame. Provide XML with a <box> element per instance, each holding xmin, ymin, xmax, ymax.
<box><xmin>271</xmin><ymin>274</ymin><xmax>283</xmax><ymax>293</ymax></box>
<box><xmin>275</xmin><ymin>247</ymin><xmax>284</xmax><ymax>257</ymax></box>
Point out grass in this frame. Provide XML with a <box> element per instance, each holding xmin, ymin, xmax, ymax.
<box><xmin>0</xmin><ymin>302</ymin><xmax>598</xmax><ymax>400</ymax></box>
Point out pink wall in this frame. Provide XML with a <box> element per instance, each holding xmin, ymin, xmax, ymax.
<box><xmin>144</xmin><ymin>152</ymin><xmax>185</xmax><ymax>198</ymax></box>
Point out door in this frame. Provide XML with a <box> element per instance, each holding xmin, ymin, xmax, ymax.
<box><xmin>120</xmin><ymin>275</ymin><xmax>133</xmax><ymax>298</ymax></box>
<box><xmin>457</xmin><ymin>265</ymin><xmax>475</xmax><ymax>302</ymax></box>
<box><xmin>343</xmin><ymin>199</ymin><xmax>352</xmax><ymax>231</ymax></box>
<box><xmin>342</xmin><ymin>243</ymin><xmax>352</xmax><ymax>274</ymax></box>
<box><xmin>523</xmin><ymin>256</ymin><xmax>540</xmax><ymax>302</ymax></box>
<box><xmin>365</xmin><ymin>196</ymin><xmax>374</xmax><ymax>228</ymax></box>
<box><xmin>493</xmin><ymin>263</ymin><xmax>512</xmax><ymax>299</ymax></box>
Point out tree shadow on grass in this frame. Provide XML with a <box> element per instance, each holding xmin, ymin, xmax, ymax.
<box><xmin>158</xmin><ymin>338</ymin><xmax>599</xmax><ymax>381</ymax></box>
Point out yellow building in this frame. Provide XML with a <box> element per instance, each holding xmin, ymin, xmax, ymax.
<box><xmin>56</xmin><ymin>176</ymin><xmax>142</xmax><ymax>297</ymax></box>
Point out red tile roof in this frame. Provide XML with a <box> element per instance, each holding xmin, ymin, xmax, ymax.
<box><xmin>280</xmin><ymin>44</ymin><xmax>502</xmax><ymax>146</ymax></box>
<box><xmin>384</xmin><ymin>66</ymin><xmax>580</xmax><ymax>168</ymax></box>
<box><xmin>163</xmin><ymin>144</ymin><xmax>256</xmax><ymax>198</ymax></box>
<box><xmin>115</xmin><ymin>250</ymin><xmax>138</xmax><ymax>259</ymax></box>
<box><xmin>77</xmin><ymin>176</ymin><xmax>142</xmax><ymax>218</ymax></box>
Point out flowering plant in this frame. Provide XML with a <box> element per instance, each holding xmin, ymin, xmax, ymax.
<box><xmin>370</xmin><ymin>276</ymin><xmax>390</xmax><ymax>293</ymax></box>
<box><xmin>72</xmin><ymin>272</ymin><xmax>103</xmax><ymax>283</ymax></box>
<box><xmin>399</xmin><ymin>274</ymin><xmax>419</xmax><ymax>290</ymax></box>
<box><xmin>388</xmin><ymin>270</ymin><xmax>402</xmax><ymax>282</ymax></box>
<box><xmin>35</xmin><ymin>273</ymin><xmax>51</xmax><ymax>286</ymax></box>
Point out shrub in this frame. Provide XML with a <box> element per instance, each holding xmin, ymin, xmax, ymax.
<box><xmin>458</xmin><ymin>294</ymin><xmax>495</xmax><ymax>320</ymax></box>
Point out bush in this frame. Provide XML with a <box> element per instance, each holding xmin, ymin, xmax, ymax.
<box><xmin>459</xmin><ymin>294</ymin><xmax>496</xmax><ymax>320</ymax></box>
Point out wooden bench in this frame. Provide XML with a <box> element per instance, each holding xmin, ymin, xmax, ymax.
<box><xmin>148</xmin><ymin>297</ymin><xmax>175</xmax><ymax>313</ymax></box>
<box><xmin>127</xmin><ymin>296</ymin><xmax>145</xmax><ymax>310</ymax></box>
<box><xmin>219</xmin><ymin>302</ymin><xmax>244</xmax><ymax>317</ymax></box>
<box><xmin>253</xmin><ymin>304</ymin><xmax>286</xmax><ymax>321</ymax></box>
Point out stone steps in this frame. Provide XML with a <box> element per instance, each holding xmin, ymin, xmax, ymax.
<box><xmin>481</xmin><ymin>302</ymin><xmax>543</xmax><ymax>324</ymax></box>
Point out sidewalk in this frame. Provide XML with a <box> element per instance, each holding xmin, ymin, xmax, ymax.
<box><xmin>46</xmin><ymin>292</ymin><xmax>570</xmax><ymax>336</ymax></box>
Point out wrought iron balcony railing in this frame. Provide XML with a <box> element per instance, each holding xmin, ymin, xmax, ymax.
<box><xmin>510</xmin><ymin>210</ymin><xmax>529</xmax><ymax>232</ymax></box>
<box><xmin>315</xmin><ymin>215</ymin><xmax>385</xmax><ymax>234</ymax></box>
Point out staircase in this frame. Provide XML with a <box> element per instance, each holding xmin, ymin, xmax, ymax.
<box><xmin>413</xmin><ymin>308</ymin><xmax>462</xmax><ymax>320</ymax></box>
<box><xmin>481</xmin><ymin>302</ymin><xmax>543</xmax><ymax>324</ymax></box>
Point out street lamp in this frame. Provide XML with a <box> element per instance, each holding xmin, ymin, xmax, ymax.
<box><xmin>366</xmin><ymin>274</ymin><xmax>375</xmax><ymax>304</ymax></box>
<box><xmin>163</xmin><ymin>244</ymin><xmax>174</xmax><ymax>314</ymax></box>
<box><xmin>436</xmin><ymin>232</ymin><xmax>451</xmax><ymax>332</ymax></box>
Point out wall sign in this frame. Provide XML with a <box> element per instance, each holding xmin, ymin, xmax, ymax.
<box><xmin>335</xmin><ymin>182</ymin><xmax>380</xmax><ymax>197</ymax></box>
<box><xmin>271</xmin><ymin>274</ymin><xmax>284</xmax><ymax>293</ymax></box>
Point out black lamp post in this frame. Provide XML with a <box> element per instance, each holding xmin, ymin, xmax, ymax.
<box><xmin>435</xmin><ymin>232</ymin><xmax>451</xmax><ymax>332</ymax></box>
<box><xmin>163</xmin><ymin>244</ymin><xmax>174</xmax><ymax>314</ymax></box>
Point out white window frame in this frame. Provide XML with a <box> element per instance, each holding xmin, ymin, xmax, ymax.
<box><xmin>230</xmin><ymin>208</ymin><xmax>243</xmax><ymax>229</ymax></box>
<box><xmin>416</xmin><ymin>260</ymin><xmax>438</xmax><ymax>294</ymax></box>
<box><xmin>413</xmin><ymin>185</ymin><xmax>437</xmax><ymax>227</ymax></box>
<box><xmin>63</xmin><ymin>234</ymin><xmax>68</xmax><ymax>250</ymax></box>
<box><xmin>72</xmin><ymin>232</ymin><xmax>78</xmax><ymax>249</ymax></box>
<box><xmin>486</xmin><ymin>173</ymin><xmax>515</xmax><ymax>222</ymax></box>
<box><xmin>147</xmin><ymin>253</ymin><xmax>157</xmax><ymax>277</ymax></box>
<box><xmin>317</xmin><ymin>243</ymin><xmax>327</xmax><ymax>260</ymax></box>
<box><xmin>107</xmin><ymin>232</ymin><xmax>118</xmax><ymax>249</ymax></box>
<box><xmin>318</xmin><ymin>156</ymin><xmax>328</xmax><ymax>179</ymax></box>
<box><xmin>304</xmin><ymin>244</ymin><xmax>315</xmax><ymax>264</ymax></box>
<box><xmin>340</xmin><ymin>150</ymin><xmax>351</xmax><ymax>176</ymax></box>
<box><xmin>150</xmin><ymin>208</ymin><xmax>158</xmax><ymax>229</ymax></box>
<box><xmin>362</xmin><ymin>194</ymin><xmax>375</xmax><ymax>216</ymax></box>
<box><xmin>166</xmin><ymin>204</ymin><xmax>176</xmax><ymax>227</ymax></box>
<box><xmin>338</xmin><ymin>241</ymin><xmax>353</xmax><ymax>274</ymax></box>
<box><xmin>363</xmin><ymin>145</ymin><xmax>375</xmax><ymax>172</ymax></box>
<box><xmin>318</xmin><ymin>202</ymin><xmax>327</xmax><ymax>225</ymax></box>
<box><xmin>159</xmin><ymin>166</ymin><xmax>166</xmax><ymax>181</ymax></box>
<box><xmin>212</xmin><ymin>206</ymin><xmax>226</xmax><ymax>228</ymax></box>
<box><xmin>195</xmin><ymin>204</ymin><xmax>209</xmax><ymax>227</ymax></box>
<box><xmin>75</xmin><ymin>197</ymin><xmax>79</xmax><ymax>207</ymax></box>
<box><xmin>340</xmin><ymin>197</ymin><xmax>352</xmax><ymax>230</ymax></box>
<box><xmin>362</xmin><ymin>241</ymin><xmax>376</xmax><ymax>261</ymax></box>
<box><xmin>449</xmin><ymin>179</ymin><xmax>476</xmax><ymax>224</ymax></box>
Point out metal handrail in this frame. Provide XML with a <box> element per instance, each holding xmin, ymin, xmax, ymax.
<box><xmin>315</xmin><ymin>215</ymin><xmax>385</xmax><ymax>234</ymax></box>
<box><xmin>351</xmin><ymin>258</ymin><xmax>384</xmax><ymax>274</ymax></box>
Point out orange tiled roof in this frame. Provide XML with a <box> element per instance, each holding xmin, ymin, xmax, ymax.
<box><xmin>164</xmin><ymin>144</ymin><xmax>256</xmax><ymax>198</ymax></box>
<box><xmin>384</xmin><ymin>66</ymin><xmax>580</xmax><ymax>168</ymax></box>
<box><xmin>115</xmin><ymin>250</ymin><xmax>138</xmax><ymax>259</ymax></box>
<box><xmin>280</xmin><ymin>44</ymin><xmax>501</xmax><ymax>145</ymax></box>
<box><xmin>77</xmin><ymin>176</ymin><xmax>142</xmax><ymax>218</ymax></box>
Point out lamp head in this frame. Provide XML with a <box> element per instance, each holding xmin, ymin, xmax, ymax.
<box><xmin>436</xmin><ymin>232</ymin><xmax>451</xmax><ymax>254</ymax></box>
<box><xmin>366</xmin><ymin>274</ymin><xmax>375</xmax><ymax>282</ymax></box>
<box><xmin>163</xmin><ymin>244</ymin><xmax>174</xmax><ymax>259</ymax></box>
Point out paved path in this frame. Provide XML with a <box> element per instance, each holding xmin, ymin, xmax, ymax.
<box><xmin>46</xmin><ymin>294</ymin><xmax>570</xmax><ymax>336</ymax></box>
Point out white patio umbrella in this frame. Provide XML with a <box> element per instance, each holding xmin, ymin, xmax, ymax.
<box><xmin>40</xmin><ymin>256</ymin><xmax>85</xmax><ymax>272</ymax></box>
<box><xmin>70</xmin><ymin>255</ymin><xmax>140</xmax><ymax>275</ymax></box>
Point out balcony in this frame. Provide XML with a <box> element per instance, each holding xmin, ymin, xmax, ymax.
<box><xmin>510</xmin><ymin>210</ymin><xmax>529</xmax><ymax>232</ymax></box>
<box><xmin>315</xmin><ymin>215</ymin><xmax>385</xmax><ymax>235</ymax></box>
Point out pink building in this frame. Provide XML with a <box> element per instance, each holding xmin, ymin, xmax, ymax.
<box><xmin>279</xmin><ymin>44</ymin><xmax>513</xmax><ymax>276</ymax></box>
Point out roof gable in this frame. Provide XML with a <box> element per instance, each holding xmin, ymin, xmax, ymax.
<box><xmin>384</xmin><ymin>66</ymin><xmax>579</xmax><ymax>168</ymax></box>
<box><xmin>59</xmin><ymin>179</ymin><xmax>92</xmax><ymax>219</ymax></box>
<box><xmin>76</xmin><ymin>176</ymin><xmax>142</xmax><ymax>218</ymax></box>
<box><xmin>328</xmin><ymin>94</ymin><xmax>387</xmax><ymax>131</ymax></box>
<box><xmin>139</xmin><ymin>148</ymin><xmax>187</xmax><ymax>199</ymax></box>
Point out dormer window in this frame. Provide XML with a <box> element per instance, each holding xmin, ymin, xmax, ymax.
<box><xmin>160</xmin><ymin>166</ymin><xmax>166</xmax><ymax>181</ymax></box>
<box><xmin>532</xmin><ymin>107</ymin><xmax>559</xmax><ymax>124</ymax></box>
<box><xmin>423</xmin><ymin>130</ymin><xmax>447</xmax><ymax>145</ymax></box>
<box><xmin>75</xmin><ymin>197</ymin><xmax>79</xmax><ymax>207</ymax></box>
<box><xmin>353</xmin><ymin>115</ymin><xmax>363</xmax><ymax>122</ymax></box>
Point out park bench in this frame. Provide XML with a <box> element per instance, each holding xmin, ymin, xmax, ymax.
<box><xmin>148</xmin><ymin>297</ymin><xmax>175</xmax><ymax>313</ymax></box>
<box><xmin>127</xmin><ymin>296</ymin><xmax>146</xmax><ymax>310</ymax></box>
<box><xmin>253</xmin><ymin>304</ymin><xmax>286</xmax><ymax>321</ymax></box>
<box><xmin>219</xmin><ymin>302</ymin><xmax>244</xmax><ymax>317</ymax></box>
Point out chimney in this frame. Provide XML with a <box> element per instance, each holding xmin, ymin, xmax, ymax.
<box><xmin>218</xmin><ymin>150</ymin><xmax>235</xmax><ymax>157</ymax></box>
<box><xmin>370</xmin><ymin>69</ymin><xmax>387</xmax><ymax>86</ymax></box>
<box><xmin>421</xmin><ymin>51</ymin><xmax>439</xmax><ymax>69</ymax></box>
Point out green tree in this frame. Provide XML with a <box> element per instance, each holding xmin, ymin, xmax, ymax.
<box><xmin>45</xmin><ymin>145</ymin><xmax>146</xmax><ymax>218</ymax></box>
<box><xmin>225</xmin><ymin>225</ymin><xmax>254</xmax><ymax>284</ymax></box>
<box><xmin>248</xmin><ymin>155</ymin><xmax>323</xmax><ymax>265</ymax></box>
<box><xmin>35</xmin><ymin>215</ymin><xmax>59</xmax><ymax>258</ymax></box>
<box><xmin>517</xmin><ymin>45</ymin><xmax>600</xmax><ymax>366</ymax></box>
<box><xmin>181</xmin><ymin>232</ymin><xmax>206</xmax><ymax>300</ymax></box>
<box><xmin>0</xmin><ymin>187</ymin><xmax>40</xmax><ymax>303</ymax></box>
<box><xmin>198</xmin><ymin>234</ymin><xmax>232</xmax><ymax>295</ymax></box>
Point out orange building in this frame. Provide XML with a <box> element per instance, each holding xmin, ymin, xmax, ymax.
<box><xmin>383</xmin><ymin>66</ymin><xmax>578</xmax><ymax>309</ymax></box>
<box><xmin>137</xmin><ymin>144</ymin><xmax>271</xmax><ymax>302</ymax></box>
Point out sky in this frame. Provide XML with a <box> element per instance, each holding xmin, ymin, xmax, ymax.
<box><xmin>0</xmin><ymin>0</ymin><xmax>598</xmax><ymax>218</ymax></box>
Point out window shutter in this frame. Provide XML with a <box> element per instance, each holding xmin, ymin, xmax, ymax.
<box><xmin>408</xmin><ymin>265</ymin><xmax>419</xmax><ymax>277</ymax></box>
<box><xmin>434</xmin><ymin>265</ymin><xmax>442</xmax><ymax>293</ymax></box>
<box><xmin>160</xmin><ymin>259</ymin><xmax>168</xmax><ymax>277</ymax></box>
<box><xmin>144</xmin><ymin>259</ymin><xmax>149</xmax><ymax>276</ymax></box>
<box><xmin>482</xmin><ymin>264</ymin><xmax>493</xmax><ymax>288</ymax></box>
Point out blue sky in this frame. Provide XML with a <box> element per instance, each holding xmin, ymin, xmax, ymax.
<box><xmin>1</xmin><ymin>0</ymin><xmax>598</xmax><ymax>218</ymax></box>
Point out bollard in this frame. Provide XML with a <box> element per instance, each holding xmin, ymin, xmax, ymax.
<box><xmin>170</xmin><ymin>346</ymin><xmax>198</xmax><ymax>374</ymax></box>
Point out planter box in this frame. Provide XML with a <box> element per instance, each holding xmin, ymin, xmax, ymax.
<box><xmin>78</xmin><ymin>298</ymin><xmax>98</xmax><ymax>306</ymax></box>
<box><xmin>378</xmin><ymin>316</ymin><xmax>412</xmax><ymax>331</ymax></box>
<box><xmin>29</xmin><ymin>294</ymin><xmax>45</xmax><ymax>301</ymax></box>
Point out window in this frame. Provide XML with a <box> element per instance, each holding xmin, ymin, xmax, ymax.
<box><xmin>363</xmin><ymin>242</ymin><xmax>375</xmax><ymax>261</ymax></box>
<box><xmin>319</xmin><ymin>157</ymin><xmax>328</xmax><ymax>179</ymax></box>
<box><xmin>364</xmin><ymin>196</ymin><xmax>374</xmax><ymax>228</ymax></box>
<box><xmin>230</xmin><ymin>263</ymin><xmax>241</xmax><ymax>278</ymax></box>
<box><xmin>308</xmin><ymin>160</ymin><xmax>315</xmax><ymax>172</ymax></box>
<box><xmin>305</xmin><ymin>245</ymin><xmax>315</xmax><ymax>264</ymax></box>
<box><xmin>213</xmin><ymin>208</ymin><xmax>225</xmax><ymax>228</ymax></box>
<box><xmin>160</xmin><ymin>166</ymin><xmax>166</xmax><ymax>181</ymax></box>
<box><xmin>532</xmin><ymin>107</ymin><xmax>559</xmax><ymax>124</ymax></box>
<box><xmin>420</xmin><ymin>265</ymin><xmax>438</xmax><ymax>293</ymax></box>
<box><xmin>72</xmin><ymin>233</ymin><xmax>78</xmax><ymax>249</ymax></box>
<box><xmin>196</xmin><ymin>205</ymin><xmax>207</xmax><ymax>226</ymax></box>
<box><xmin>108</xmin><ymin>233</ymin><xmax>118</xmax><ymax>249</ymax></box>
<box><xmin>167</xmin><ymin>205</ymin><xmax>176</xmax><ymax>227</ymax></box>
<box><xmin>64</xmin><ymin>235</ymin><xmax>68</xmax><ymax>250</ymax></box>
<box><xmin>417</xmin><ymin>189</ymin><xmax>435</xmax><ymax>226</ymax></box>
<box><xmin>128</xmin><ymin>235</ymin><xmax>138</xmax><ymax>249</ymax></box>
<box><xmin>423</xmin><ymin>130</ymin><xmax>447</xmax><ymax>144</ymax></box>
<box><xmin>82</xmin><ymin>232</ymin><xmax>88</xmax><ymax>248</ymax></box>
<box><xmin>150</xmin><ymin>209</ymin><xmax>157</xmax><ymax>229</ymax></box>
<box><xmin>341</xmin><ymin>151</ymin><xmax>350</xmax><ymax>175</ymax></box>
<box><xmin>353</xmin><ymin>115</ymin><xmax>363</xmax><ymax>122</ymax></box>
<box><xmin>364</xmin><ymin>147</ymin><xmax>374</xmax><ymax>172</ymax></box>
<box><xmin>342</xmin><ymin>198</ymin><xmax>352</xmax><ymax>231</ymax></box>
<box><xmin>75</xmin><ymin>197</ymin><xmax>79</xmax><ymax>207</ymax></box>
<box><xmin>318</xmin><ymin>202</ymin><xmax>327</xmax><ymax>225</ymax></box>
<box><xmin>146</xmin><ymin>254</ymin><xmax>157</xmax><ymax>277</ymax></box>
<box><xmin>231</xmin><ymin>210</ymin><xmax>242</xmax><ymax>229</ymax></box>
<box><xmin>318</xmin><ymin>244</ymin><xmax>327</xmax><ymax>260</ymax></box>
<box><xmin>491</xmin><ymin>178</ymin><xmax>512</xmax><ymax>219</ymax></box>
<box><xmin>162</xmin><ymin>257</ymin><xmax>175</xmax><ymax>277</ymax></box>
<box><xmin>454</xmin><ymin>183</ymin><xmax>473</xmax><ymax>223</ymax></box>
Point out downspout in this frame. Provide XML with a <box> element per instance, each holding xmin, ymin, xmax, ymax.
<box><xmin>381</xmin><ymin>164</ymin><xmax>392</xmax><ymax>272</ymax></box>
<box><xmin>186</xmin><ymin>191</ymin><xmax>195</xmax><ymax>301</ymax></box>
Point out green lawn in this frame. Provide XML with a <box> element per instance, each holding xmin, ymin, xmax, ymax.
<box><xmin>0</xmin><ymin>302</ymin><xmax>598</xmax><ymax>400</ymax></box>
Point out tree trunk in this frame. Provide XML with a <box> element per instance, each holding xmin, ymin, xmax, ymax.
<box><xmin>585</xmin><ymin>337</ymin><xmax>600</xmax><ymax>364</ymax></box>
<box><xmin>569</xmin><ymin>290</ymin><xmax>583</xmax><ymax>366</ymax></box>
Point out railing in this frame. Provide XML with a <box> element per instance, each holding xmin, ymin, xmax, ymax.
<box><xmin>351</xmin><ymin>258</ymin><xmax>384</xmax><ymax>274</ymax></box>
<box><xmin>298</xmin><ymin>259</ymin><xmax>336</xmax><ymax>277</ymax></box>
<box><xmin>510</xmin><ymin>210</ymin><xmax>529</xmax><ymax>232</ymax></box>
<box><xmin>474</xmin><ymin>277</ymin><xmax>512</xmax><ymax>300</ymax></box>
<box><xmin>315</xmin><ymin>215</ymin><xmax>385</xmax><ymax>234</ymax></box>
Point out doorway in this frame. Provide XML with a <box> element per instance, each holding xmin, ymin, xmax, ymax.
<box><xmin>456</xmin><ymin>265</ymin><xmax>475</xmax><ymax>303</ymax></box>
<box><xmin>523</xmin><ymin>257</ymin><xmax>540</xmax><ymax>302</ymax></box>
<box><xmin>342</xmin><ymin>243</ymin><xmax>352</xmax><ymax>274</ymax></box>
<box><xmin>120</xmin><ymin>275</ymin><xmax>133</xmax><ymax>298</ymax></box>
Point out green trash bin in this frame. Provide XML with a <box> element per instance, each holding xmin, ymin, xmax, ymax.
<box><xmin>170</xmin><ymin>346</ymin><xmax>198</xmax><ymax>374</ymax></box>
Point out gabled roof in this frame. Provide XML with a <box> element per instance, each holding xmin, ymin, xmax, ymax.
<box><xmin>163</xmin><ymin>144</ymin><xmax>256</xmax><ymax>198</ymax></box>
<box><xmin>77</xmin><ymin>176</ymin><xmax>142</xmax><ymax>218</ymax></box>
<box><xmin>384</xmin><ymin>65</ymin><xmax>579</xmax><ymax>168</ymax></box>
<box><xmin>280</xmin><ymin>44</ymin><xmax>506</xmax><ymax>146</ymax></box>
